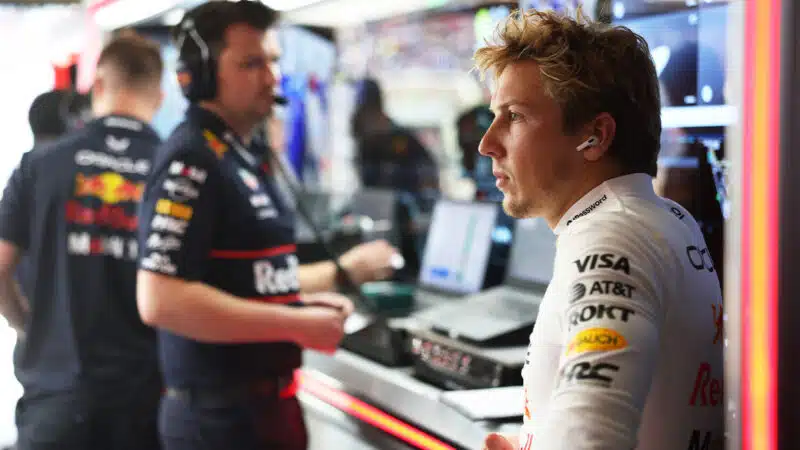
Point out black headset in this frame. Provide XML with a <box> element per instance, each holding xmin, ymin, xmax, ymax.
<box><xmin>173</xmin><ymin>6</ymin><xmax>287</xmax><ymax>106</ymax></box>
<box><xmin>174</xmin><ymin>16</ymin><xmax>217</xmax><ymax>102</ymax></box>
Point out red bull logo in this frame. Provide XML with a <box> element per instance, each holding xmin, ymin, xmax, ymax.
<box><xmin>65</xmin><ymin>200</ymin><xmax>137</xmax><ymax>231</ymax></box>
<box><xmin>74</xmin><ymin>172</ymin><xmax>144</xmax><ymax>204</ymax></box>
<box><xmin>203</xmin><ymin>130</ymin><xmax>228</xmax><ymax>158</ymax></box>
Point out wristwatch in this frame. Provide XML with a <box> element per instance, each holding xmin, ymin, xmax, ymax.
<box><xmin>335</xmin><ymin>265</ymin><xmax>354</xmax><ymax>292</ymax></box>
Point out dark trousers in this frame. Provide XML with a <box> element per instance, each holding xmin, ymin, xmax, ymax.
<box><xmin>15</xmin><ymin>387</ymin><xmax>161</xmax><ymax>450</ymax></box>
<box><xmin>159</xmin><ymin>391</ymin><xmax>308</xmax><ymax>450</ymax></box>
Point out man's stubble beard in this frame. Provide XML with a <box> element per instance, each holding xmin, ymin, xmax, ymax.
<box><xmin>502</xmin><ymin>194</ymin><xmax>535</xmax><ymax>219</ymax></box>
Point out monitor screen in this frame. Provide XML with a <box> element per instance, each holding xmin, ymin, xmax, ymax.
<box><xmin>614</xmin><ymin>2</ymin><xmax>730</xmax><ymax>123</ymax></box>
<box><xmin>418</xmin><ymin>200</ymin><xmax>498</xmax><ymax>293</ymax></box>
<box><xmin>343</xmin><ymin>188</ymin><xmax>401</xmax><ymax>247</ymax></box>
<box><xmin>506</xmin><ymin>218</ymin><xmax>557</xmax><ymax>287</ymax></box>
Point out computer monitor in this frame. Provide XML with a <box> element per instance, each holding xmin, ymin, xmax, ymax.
<box><xmin>418</xmin><ymin>200</ymin><xmax>499</xmax><ymax>294</ymax></box>
<box><xmin>506</xmin><ymin>218</ymin><xmax>557</xmax><ymax>289</ymax></box>
<box><xmin>343</xmin><ymin>188</ymin><xmax>401</xmax><ymax>247</ymax></box>
<box><xmin>614</xmin><ymin>2</ymin><xmax>730</xmax><ymax>111</ymax></box>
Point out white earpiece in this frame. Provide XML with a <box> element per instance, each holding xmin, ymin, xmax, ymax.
<box><xmin>576</xmin><ymin>136</ymin><xmax>599</xmax><ymax>152</ymax></box>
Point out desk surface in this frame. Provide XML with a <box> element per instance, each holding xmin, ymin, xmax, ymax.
<box><xmin>301</xmin><ymin>349</ymin><xmax>522</xmax><ymax>450</ymax></box>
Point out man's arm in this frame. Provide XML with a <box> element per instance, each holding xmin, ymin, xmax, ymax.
<box><xmin>297</xmin><ymin>260</ymin><xmax>337</xmax><ymax>293</ymax></box>
<box><xmin>530</xmin><ymin>224</ymin><xmax>669</xmax><ymax>449</ymax></box>
<box><xmin>0</xmin><ymin>241</ymin><xmax>27</xmax><ymax>333</ymax></box>
<box><xmin>0</xmin><ymin>154</ymin><xmax>33</xmax><ymax>334</ymax></box>
<box><xmin>137</xmin><ymin>271</ymin><xmax>303</xmax><ymax>343</ymax></box>
<box><xmin>297</xmin><ymin>240</ymin><xmax>398</xmax><ymax>294</ymax></box>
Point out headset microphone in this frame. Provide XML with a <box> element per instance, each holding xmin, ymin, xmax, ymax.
<box><xmin>273</xmin><ymin>95</ymin><xmax>288</xmax><ymax>106</ymax></box>
<box><xmin>576</xmin><ymin>135</ymin><xmax>599</xmax><ymax>152</ymax></box>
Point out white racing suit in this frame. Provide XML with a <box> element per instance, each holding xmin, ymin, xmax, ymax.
<box><xmin>519</xmin><ymin>173</ymin><xmax>724</xmax><ymax>450</ymax></box>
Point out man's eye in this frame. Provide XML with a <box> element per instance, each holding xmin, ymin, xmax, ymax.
<box><xmin>509</xmin><ymin>112</ymin><xmax>521</xmax><ymax>121</ymax></box>
<box><xmin>241</xmin><ymin>58</ymin><xmax>265</xmax><ymax>69</ymax></box>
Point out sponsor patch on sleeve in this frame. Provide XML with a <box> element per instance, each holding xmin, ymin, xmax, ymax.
<box><xmin>155</xmin><ymin>199</ymin><xmax>193</xmax><ymax>220</ymax></box>
<box><xmin>566</xmin><ymin>327</ymin><xmax>627</xmax><ymax>356</ymax></box>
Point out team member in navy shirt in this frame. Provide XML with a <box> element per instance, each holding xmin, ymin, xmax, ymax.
<box><xmin>136</xmin><ymin>2</ymin><xmax>397</xmax><ymax>449</ymax></box>
<box><xmin>0</xmin><ymin>35</ymin><xmax>164</xmax><ymax>450</ymax></box>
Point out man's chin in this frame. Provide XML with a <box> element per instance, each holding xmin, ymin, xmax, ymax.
<box><xmin>502</xmin><ymin>196</ymin><xmax>533</xmax><ymax>219</ymax></box>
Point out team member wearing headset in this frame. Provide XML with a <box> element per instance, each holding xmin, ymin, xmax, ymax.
<box><xmin>135</xmin><ymin>2</ymin><xmax>397</xmax><ymax>449</ymax></box>
<box><xmin>476</xmin><ymin>10</ymin><xmax>724</xmax><ymax>450</ymax></box>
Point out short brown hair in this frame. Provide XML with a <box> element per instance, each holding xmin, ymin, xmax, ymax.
<box><xmin>97</xmin><ymin>32</ymin><xmax>163</xmax><ymax>91</ymax></box>
<box><xmin>173</xmin><ymin>0</ymin><xmax>279</xmax><ymax>61</ymax></box>
<box><xmin>474</xmin><ymin>9</ymin><xmax>662</xmax><ymax>176</ymax></box>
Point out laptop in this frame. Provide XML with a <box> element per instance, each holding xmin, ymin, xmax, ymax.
<box><xmin>341</xmin><ymin>199</ymin><xmax>500</xmax><ymax>365</ymax></box>
<box><xmin>411</xmin><ymin>199</ymin><xmax>500</xmax><ymax>307</ymax></box>
<box><xmin>339</xmin><ymin>188</ymin><xmax>400</xmax><ymax>247</ymax></box>
<box><xmin>414</xmin><ymin>217</ymin><xmax>557</xmax><ymax>346</ymax></box>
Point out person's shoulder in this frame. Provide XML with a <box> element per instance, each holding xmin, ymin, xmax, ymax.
<box><xmin>557</xmin><ymin>196</ymin><xmax>688</xmax><ymax>283</ymax></box>
<box><xmin>152</xmin><ymin>122</ymin><xmax>226</xmax><ymax>178</ymax></box>
<box><xmin>25</xmin><ymin>128</ymin><xmax>92</xmax><ymax>165</ymax></box>
<box><xmin>563</xmin><ymin>200</ymin><xmax>672</xmax><ymax>252</ymax></box>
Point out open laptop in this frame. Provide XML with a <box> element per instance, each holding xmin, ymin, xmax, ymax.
<box><xmin>341</xmin><ymin>199</ymin><xmax>500</xmax><ymax>365</ymax></box>
<box><xmin>411</xmin><ymin>199</ymin><xmax>500</xmax><ymax>307</ymax></box>
<box><xmin>340</xmin><ymin>188</ymin><xmax>400</xmax><ymax>247</ymax></box>
<box><xmin>295</xmin><ymin>187</ymin><xmax>400</xmax><ymax>247</ymax></box>
<box><xmin>414</xmin><ymin>217</ymin><xmax>557</xmax><ymax>346</ymax></box>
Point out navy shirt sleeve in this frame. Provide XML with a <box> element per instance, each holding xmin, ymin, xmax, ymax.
<box><xmin>137</xmin><ymin>147</ymin><xmax>220</xmax><ymax>281</ymax></box>
<box><xmin>0</xmin><ymin>152</ymin><xmax>34</xmax><ymax>249</ymax></box>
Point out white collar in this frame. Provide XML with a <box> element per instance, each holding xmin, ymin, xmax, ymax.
<box><xmin>553</xmin><ymin>173</ymin><xmax>656</xmax><ymax>235</ymax></box>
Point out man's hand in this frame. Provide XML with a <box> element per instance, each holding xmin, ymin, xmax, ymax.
<box><xmin>483</xmin><ymin>433</ymin><xmax>517</xmax><ymax>450</ymax></box>
<box><xmin>301</xmin><ymin>292</ymin><xmax>354</xmax><ymax>316</ymax></box>
<box><xmin>339</xmin><ymin>239</ymin><xmax>399</xmax><ymax>285</ymax></box>
<box><xmin>292</xmin><ymin>306</ymin><xmax>348</xmax><ymax>354</ymax></box>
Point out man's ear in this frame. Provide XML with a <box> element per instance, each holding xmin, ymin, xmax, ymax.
<box><xmin>90</xmin><ymin>77</ymin><xmax>104</xmax><ymax>101</ymax></box>
<box><xmin>579</xmin><ymin>112</ymin><xmax>616</xmax><ymax>162</ymax></box>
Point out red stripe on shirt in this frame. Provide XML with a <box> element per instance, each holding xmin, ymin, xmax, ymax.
<box><xmin>249</xmin><ymin>293</ymin><xmax>300</xmax><ymax>304</ymax></box>
<box><xmin>210</xmin><ymin>244</ymin><xmax>297</xmax><ymax>259</ymax></box>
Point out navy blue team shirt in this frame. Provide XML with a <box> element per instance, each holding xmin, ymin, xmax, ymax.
<box><xmin>0</xmin><ymin>115</ymin><xmax>160</xmax><ymax>394</ymax></box>
<box><xmin>137</xmin><ymin>106</ymin><xmax>302</xmax><ymax>389</ymax></box>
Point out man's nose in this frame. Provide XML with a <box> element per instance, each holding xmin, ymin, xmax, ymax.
<box><xmin>266</xmin><ymin>63</ymin><xmax>280</xmax><ymax>88</ymax></box>
<box><xmin>478</xmin><ymin>126</ymin><xmax>502</xmax><ymax>158</ymax></box>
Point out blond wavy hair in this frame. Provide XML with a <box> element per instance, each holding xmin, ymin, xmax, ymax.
<box><xmin>474</xmin><ymin>9</ymin><xmax>661</xmax><ymax>176</ymax></box>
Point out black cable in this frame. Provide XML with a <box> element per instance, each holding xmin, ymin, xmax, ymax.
<box><xmin>262</xmin><ymin>140</ymin><xmax>363</xmax><ymax>298</ymax></box>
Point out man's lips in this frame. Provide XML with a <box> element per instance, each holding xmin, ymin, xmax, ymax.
<box><xmin>493</xmin><ymin>170</ymin><xmax>509</xmax><ymax>190</ymax></box>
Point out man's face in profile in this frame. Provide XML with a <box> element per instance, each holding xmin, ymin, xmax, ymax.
<box><xmin>479</xmin><ymin>61</ymin><xmax>585</xmax><ymax>219</ymax></box>
<box><xmin>216</xmin><ymin>25</ymin><xmax>280</xmax><ymax>122</ymax></box>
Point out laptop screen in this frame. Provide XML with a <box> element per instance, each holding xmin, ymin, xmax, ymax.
<box><xmin>506</xmin><ymin>218</ymin><xmax>557</xmax><ymax>289</ymax></box>
<box><xmin>418</xmin><ymin>200</ymin><xmax>499</xmax><ymax>294</ymax></box>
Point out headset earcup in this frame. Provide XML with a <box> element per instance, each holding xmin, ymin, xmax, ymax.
<box><xmin>175</xmin><ymin>15</ymin><xmax>218</xmax><ymax>102</ymax></box>
<box><xmin>176</xmin><ymin>50</ymin><xmax>216</xmax><ymax>102</ymax></box>
<box><xmin>176</xmin><ymin>58</ymin><xmax>196</xmax><ymax>101</ymax></box>
<box><xmin>203</xmin><ymin>55</ymin><xmax>217</xmax><ymax>100</ymax></box>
